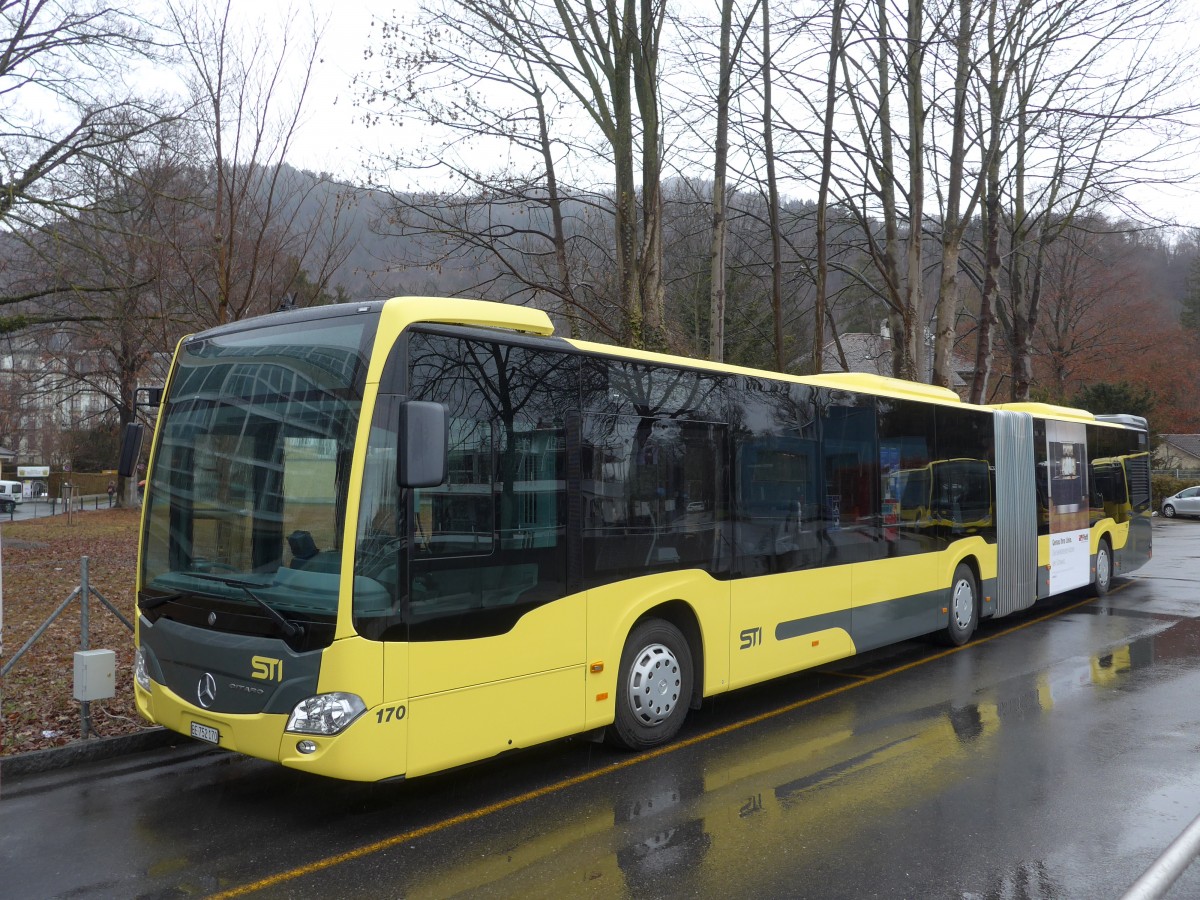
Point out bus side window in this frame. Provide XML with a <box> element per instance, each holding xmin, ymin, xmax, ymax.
<box><xmin>414</xmin><ymin>417</ymin><xmax>494</xmax><ymax>557</ymax></box>
<box><xmin>822</xmin><ymin>394</ymin><xmax>880</xmax><ymax>564</ymax></box>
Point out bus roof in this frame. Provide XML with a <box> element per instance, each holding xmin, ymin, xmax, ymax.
<box><xmin>988</xmin><ymin>401</ymin><xmax>1095</xmax><ymax>423</ymax></box>
<box><xmin>372</xmin><ymin>298</ymin><xmax>1138</xmax><ymax>419</ymax></box>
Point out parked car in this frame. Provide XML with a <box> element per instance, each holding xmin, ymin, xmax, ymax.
<box><xmin>1161</xmin><ymin>485</ymin><xmax>1200</xmax><ymax>519</ymax></box>
<box><xmin>0</xmin><ymin>479</ymin><xmax>23</xmax><ymax>513</ymax></box>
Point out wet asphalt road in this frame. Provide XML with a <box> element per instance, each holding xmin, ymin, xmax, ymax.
<box><xmin>3</xmin><ymin>517</ymin><xmax>1200</xmax><ymax>899</ymax></box>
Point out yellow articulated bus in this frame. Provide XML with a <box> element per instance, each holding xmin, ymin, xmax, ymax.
<box><xmin>131</xmin><ymin>297</ymin><xmax>1152</xmax><ymax>781</ymax></box>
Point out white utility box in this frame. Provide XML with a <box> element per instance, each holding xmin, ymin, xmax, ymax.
<box><xmin>74</xmin><ymin>649</ymin><xmax>116</xmax><ymax>701</ymax></box>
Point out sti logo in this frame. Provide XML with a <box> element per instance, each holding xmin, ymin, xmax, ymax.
<box><xmin>251</xmin><ymin>656</ymin><xmax>283</xmax><ymax>682</ymax></box>
<box><xmin>1077</xmin><ymin>534</ymin><xmax>1089</xmax><ymax>543</ymax></box>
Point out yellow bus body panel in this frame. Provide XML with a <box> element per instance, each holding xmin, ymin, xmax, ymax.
<box><xmin>408</xmin><ymin>594</ymin><xmax>585</xmax><ymax>696</ymax></box>
<box><xmin>403</xmin><ymin>594</ymin><xmax>586</xmax><ymax>777</ymax></box>
<box><xmin>851</xmin><ymin>553</ymin><xmax>938</xmax><ymax>607</ymax></box>
<box><xmin>407</xmin><ymin>665</ymin><xmax>585</xmax><ymax>778</ymax></box>
<box><xmin>729</xmin><ymin>567</ymin><xmax>855</xmax><ymax>689</ymax></box>
<box><xmin>315</xmin><ymin>634</ymin><xmax>384</xmax><ymax>704</ymax></box>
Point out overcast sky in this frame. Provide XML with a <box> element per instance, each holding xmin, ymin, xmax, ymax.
<box><xmin>271</xmin><ymin>0</ymin><xmax>1200</xmax><ymax>229</ymax></box>
<box><xmin>267</xmin><ymin>0</ymin><xmax>381</xmax><ymax>177</ymax></box>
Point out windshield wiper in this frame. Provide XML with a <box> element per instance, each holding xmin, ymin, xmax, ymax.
<box><xmin>140</xmin><ymin>591</ymin><xmax>182</xmax><ymax>610</ymax></box>
<box><xmin>185</xmin><ymin>573</ymin><xmax>304</xmax><ymax>639</ymax></box>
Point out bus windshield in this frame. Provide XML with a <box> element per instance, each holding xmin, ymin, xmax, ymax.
<box><xmin>138</xmin><ymin>312</ymin><xmax>375</xmax><ymax>646</ymax></box>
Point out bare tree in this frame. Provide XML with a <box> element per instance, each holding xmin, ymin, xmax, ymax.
<box><xmin>166</xmin><ymin>0</ymin><xmax>350</xmax><ymax>326</ymax></box>
<box><xmin>0</xmin><ymin>0</ymin><xmax>173</xmax><ymax>330</ymax></box>
<box><xmin>827</xmin><ymin>0</ymin><xmax>945</xmax><ymax>381</ymax></box>
<box><xmin>965</xmin><ymin>0</ymin><xmax>1017</xmax><ymax>403</ymax></box>
<box><xmin>812</xmin><ymin>0</ymin><xmax>844</xmax><ymax>374</ymax></box>
<box><xmin>761</xmin><ymin>0</ymin><xmax>785</xmax><ymax>371</ymax></box>
<box><xmin>360</xmin><ymin>0</ymin><xmax>671</xmax><ymax>349</ymax></box>
<box><xmin>358</xmin><ymin>1</ymin><xmax>601</xmax><ymax>337</ymax></box>
<box><xmin>985</xmin><ymin>0</ymin><xmax>1197</xmax><ymax>400</ymax></box>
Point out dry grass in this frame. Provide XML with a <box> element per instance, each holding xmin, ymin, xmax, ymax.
<box><xmin>1</xmin><ymin>508</ymin><xmax>146</xmax><ymax>756</ymax></box>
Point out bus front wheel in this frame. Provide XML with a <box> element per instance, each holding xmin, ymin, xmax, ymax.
<box><xmin>1094</xmin><ymin>538</ymin><xmax>1113</xmax><ymax>596</ymax></box>
<box><xmin>608</xmin><ymin>618</ymin><xmax>693</xmax><ymax>751</ymax></box>
<box><xmin>940</xmin><ymin>563</ymin><xmax>978</xmax><ymax>647</ymax></box>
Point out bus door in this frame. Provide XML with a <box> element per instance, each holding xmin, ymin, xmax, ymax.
<box><xmin>853</xmin><ymin>399</ymin><xmax>940</xmax><ymax>650</ymax></box>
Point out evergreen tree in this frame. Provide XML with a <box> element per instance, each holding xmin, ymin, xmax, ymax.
<box><xmin>1070</xmin><ymin>382</ymin><xmax>1156</xmax><ymax>421</ymax></box>
<box><xmin>1184</xmin><ymin>250</ymin><xmax>1200</xmax><ymax>334</ymax></box>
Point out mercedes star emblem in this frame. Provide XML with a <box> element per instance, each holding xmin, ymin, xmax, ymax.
<box><xmin>197</xmin><ymin>672</ymin><xmax>218</xmax><ymax>709</ymax></box>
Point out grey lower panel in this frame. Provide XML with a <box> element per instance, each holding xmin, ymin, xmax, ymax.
<box><xmin>141</xmin><ymin>616</ymin><xmax>321</xmax><ymax>715</ymax></box>
<box><xmin>993</xmin><ymin>411</ymin><xmax>1038</xmax><ymax>617</ymax></box>
<box><xmin>979</xmin><ymin>577</ymin><xmax>997</xmax><ymax>619</ymax></box>
<box><xmin>775</xmin><ymin>610</ymin><xmax>853</xmax><ymax>642</ymax></box>
<box><xmin>1117</xmin><ymin>516</ymin><xmax>1153</xmax><ymax>577</ymax></box>
<box><xmin>775</xmin><ymin>588</ymin><xmax>947</xmax><ymax>655</ymax></box>
<box><xmin>850</xmin><ymin>588</ymin><xmax>947</xmax><ymax>652</ymax></box>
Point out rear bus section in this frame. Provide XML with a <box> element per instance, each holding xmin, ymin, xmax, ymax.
<box><xmin>991</xmin><ymin>404</ymin><xmax>1151</xmax><ymax>605</ymax></box>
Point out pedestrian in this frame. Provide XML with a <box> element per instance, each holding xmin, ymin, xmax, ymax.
<box><xmin>107</xmin><ymin>479</ymin><xmax>116</xmax><ymax>507</ymax></box>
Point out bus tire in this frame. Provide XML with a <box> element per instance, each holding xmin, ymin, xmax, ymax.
<box><xmin>607</xmin><ymin>618</ymin><xmax>693</xmax><ymax>751</ymax></box>
<box><xmin>1094</xmin><ymin>538</ymin><xmax>1113</xmax><ymax>596</ymax></box>
<box><xmin>940</xmin><ymin>563</ymin><xmax>978</xmax><ymax>647</ymax></box>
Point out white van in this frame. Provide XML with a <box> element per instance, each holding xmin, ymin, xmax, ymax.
<box><xmin>0</xmin><ymin>480</ymin><xmax>24</xmax><ymax>512</ymax></box>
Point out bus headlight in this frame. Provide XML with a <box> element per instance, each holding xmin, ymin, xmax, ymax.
<box><xmin>286</xmin><ymin>693</ymin><xmax>367</xmax><ymax>735</ymax></box>
<box><xmin>134</xmin><ymin>647</ymin><xmax>151</xmax><ymax>692</ymax></box>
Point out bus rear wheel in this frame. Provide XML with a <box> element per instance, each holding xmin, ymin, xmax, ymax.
<box><xmin>940</xmin><ymin>563</ymin><xmax>978</xmax><ymax>647</ymax></box>
<box><xmin>607</xmin><ymin>619</ymin><xmax>693</xmax><ymax>751</ymax></box>
<box><xmin>1094</xmin><ymin>538</ymin><xmax>1113</xmax><ymax>596</ymax></box>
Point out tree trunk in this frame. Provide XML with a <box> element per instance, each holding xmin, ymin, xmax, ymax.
<box><xmin>632</xmin><ymin>0</ymin><xmax>666</xmax><ymax>350</ymax></box>
<box><xmin>873</xmin><ymin>0</ymin><xmax>906</xmax><ymax>379</ymax></box>
<box><xmin>708</xmin><ymin>0</ymin><xmax>734</xmax><ymax>362</ymax></box>
<box><xmin>813</xmin><ymin>0</ymin><xmax>843</xmax><ymax>375</ymax></box>
<box><xmin>763</xmin><ymin>0</ymin><xmax>784</xmax><ymax>372</ymax></box>
<box><xmin>900</xmin><ymin>0</ymin><xmax>924</xmax><ymax>383</ymax></box>
<box><xmin>532</xmin><ymin>75</ymin><xmax>578</xmax><ymax>337</ymax></box>
<box><xmin>933</xmin><ymin>0</ymin><xmax>971</xmax><ymax>390</ymax></box>
<box><xmin>612</xmin><ymin>0</ymin><xmax>641</xmax><ymax>345</ymax></box>
<box><xmin>969</xmin><ymin>0</ymin><xmax>1004</xmax><ymax>405</ymax></box>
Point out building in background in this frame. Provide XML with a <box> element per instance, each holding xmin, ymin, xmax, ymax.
<box><xmin>1155</xmin><ymin>434</ymin><xmax>1200</xmax><ymax>474</ymax></box>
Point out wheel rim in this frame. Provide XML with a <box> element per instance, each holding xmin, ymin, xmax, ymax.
<box><xmin>1097</xmin><ymin>547</ymin><xmax>1111</xmax><ymax>588</ymax></box>
<box><xmin>1165</xmin><ymin>505</ymin><xmax>1175</xmax><ymax>518</ymax></box>
<box><xmin>627</xmin><ymin>642</ymin><xmax>682</xmax><ymax>726</ymax></box>
<box><xmin>952</xmin><ymin>577</ymin><xmax>975</xmax><ymax>630</ymax></box>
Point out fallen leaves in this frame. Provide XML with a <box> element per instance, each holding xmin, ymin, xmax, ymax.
<box><xmin>1</xmin><ymin>508</ymin><xmax>145</xmax><ymax>756</ymax></box>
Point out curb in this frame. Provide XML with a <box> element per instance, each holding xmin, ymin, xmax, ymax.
<box><xmin>0</xmin><ymin>727</ymin><xmax>181</xmax><ymax>779</ymax></box>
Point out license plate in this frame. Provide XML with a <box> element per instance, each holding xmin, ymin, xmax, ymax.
<box><xmin>190</xmin><ymin>722</ymin><xmax>220</xmax><ymax>745</ymax></box>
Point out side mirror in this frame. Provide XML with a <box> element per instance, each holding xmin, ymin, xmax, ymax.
<box><xmin>398</xmin><ymin>401</ymin><xmax>448</xmax><ymax>488</ymax></box>
<box><xmin>117</xmin><ymin>423</ymin><xmax>145</xmax><ymax>478</ymax></box>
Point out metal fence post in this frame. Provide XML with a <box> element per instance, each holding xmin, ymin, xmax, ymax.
<box><xmin>80</xmin><ymin>556</ymin><xmax>90</xmax><ymax>739</ymax></box>
<box><xmin>0</xmin><ymin>555</ymin><xmax>134</xmax><ymax>747</ymax></box>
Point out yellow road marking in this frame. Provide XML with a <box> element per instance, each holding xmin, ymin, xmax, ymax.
<box><xmin>208</xmin><ymin>584</ymin><xmax>1124</xmax><ymax>899</ymax></box>
<box><xmin>815</xmin><ymin>669</ymin><xmax>872</xmax><ymax>680</ymax></box>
